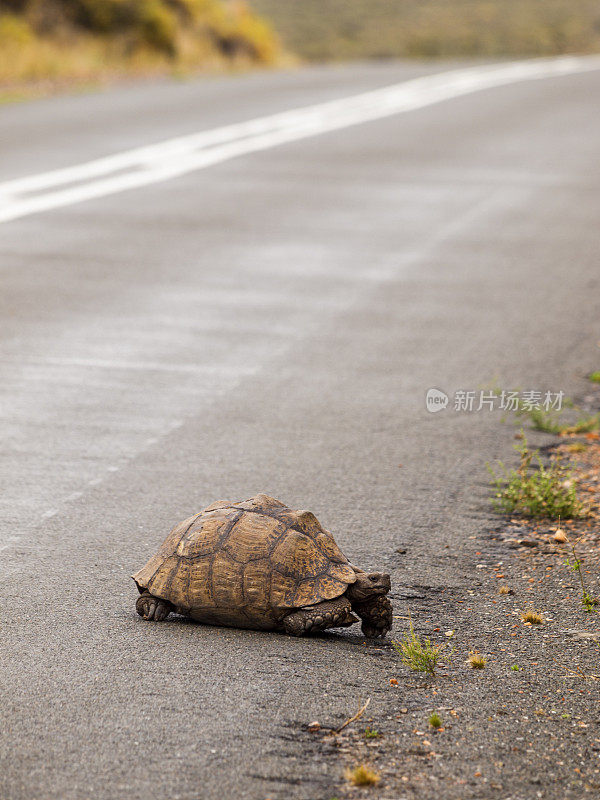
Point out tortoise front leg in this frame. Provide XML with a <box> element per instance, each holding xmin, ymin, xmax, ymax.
<box><xmin>136</xmin><ymin>591</ymin><xmax>174</xmax><ymax>621</ymax></box>
<box><xmin>352</xmin><ymin>595</ymin><xmax>393</xmax><ymax>638</ymax></box>
<box><xmin>283</xmin><ymin>597</ymin><xmax>358</xmax><ymax>636</ymax></box>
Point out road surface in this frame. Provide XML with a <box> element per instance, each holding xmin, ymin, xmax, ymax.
<box><xmin>1</xmin><ymin>59</ymin><xmax>599</xmax><ymax>799</ymax></box>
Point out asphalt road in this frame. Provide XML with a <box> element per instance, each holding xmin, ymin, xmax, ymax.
<box><xmin>1</xmin><ymin>60</ymin><xmax>600</xmax><ymax>800</ymax></box>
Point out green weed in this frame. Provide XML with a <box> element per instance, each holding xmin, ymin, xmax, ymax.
<box><xmin>563</xmin><ymin>414</ymin><xmax>600</xmax><ymax>435</ymax></box>
<box><xmin>493</xmin><ymin>387</ymin><xmax>599</xmax><ymax>436</ymax></box>
<box><xmin>511</xmin><ymin>395</ymin><xmax>599</xmax><ymax>436</ymax></box>
<box><xmin>392</xmin><ymin>618</ymin><xmax>442</xmax><ymax>675</ymax></box>
<box><xmin>428</xmin><ymin>712</ymin><xmax>442</xmax><ymax>729</ymax></box>
<box><xmin>363</xmin><ymin>727</ymin><xmax>380</xmax><ymax>739</ymax></box>
<box><xmin>526</xmin><ymin>408</ymin><xmax>564</xmax><ymax>434</ymax></box>
<box><xmin>564</xmin><ymin>540</ymin><xmax>599</xmax><ymax>613</ymax></box>
<box><xmin>488</xmin><ymin>433</ymin><xmax>582</xmax><ymax>519</ymax></box>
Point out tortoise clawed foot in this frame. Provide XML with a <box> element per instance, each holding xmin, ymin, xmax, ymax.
<box><xmin>283</xmin><ymin>612</ymin><xmax>308</xmax><ymax>636</ymax></box>
<box><xmin>136</xmin><ymin>591</ymin><xmax>172</xmax><ymax>621</ymax></box>
<box><xmin>354</xmin><ymin>595</ymin><xmax>393</xmax><ymax>639</ymax></box>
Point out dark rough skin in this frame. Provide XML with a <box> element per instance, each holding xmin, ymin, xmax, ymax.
<box><xmin>348</xmin><ymin>593</ymin><xmax>393</xmax><ymax>638</ymax></box>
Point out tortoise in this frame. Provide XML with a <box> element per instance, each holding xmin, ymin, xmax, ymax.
<box><xmin>132</xmin><ymin>494</ymin><xmax>393</xmax><ymax>638</ymax></box>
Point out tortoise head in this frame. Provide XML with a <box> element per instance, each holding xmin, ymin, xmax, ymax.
<box><xmin>347</xmin><ymin>571</ymin><xmax>391</xmax><ymax>602</ymax></box>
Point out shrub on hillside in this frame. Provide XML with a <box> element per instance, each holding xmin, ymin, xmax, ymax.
<box><xmin>0</xmin><ymin>0</ymin><xmax>281</xmax><ymax>87</ymax></box>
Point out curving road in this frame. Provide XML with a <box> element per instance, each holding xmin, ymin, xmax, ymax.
<box><xmin>1</xmin><ymin>58</ymin><xmax>600</xmax><ymax>800</ymax></box>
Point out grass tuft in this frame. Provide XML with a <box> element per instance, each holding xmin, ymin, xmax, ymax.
<box><xmin>488</xmin><ymin>433</ymin><xmax>582</xmax><ymax>519</ymax></box>
<box><xmin>498</xmin><ymin>585</ymin><xmax>512</xmax><ymax>595</ymax></box>
<box><xmin>494</xmin><ymin>388</ymin><xmax>599</xmax><ymax>435</ymax></box>
<box><xmin>566</xmin><ymin>442</ymin><xmax>588</xmax><ymax>454</ymax></box>
<box><xmin>392</xmin><ymin>618</ymin><xmax>441</xmax><ymax>675</ymax></box>
<box><xmin>468</xmin><ymin>652</ymin><xmax>486</xmax><ymax>669</ymax></box>
<box><xmin>589</xmin><ymin>372</ymin><xmax>600</xmax><ymax>384</ymax></box>
<box><xmin>522</xmin><ymin>610</ymin><xmax>544</xmax><ymax>625</ymax></box>
<box><xmin>561</xmin><ymin>414</ymin><xmax>600</xmax><ymax>435</ymax></box>
<box><xmin>428</xmin><ymin>712</ymin><xmax>442</xmax><ymax>729</ymax></box>
<box><xmin>363</xmin><ymin>727</ymin><xmax>380</xmax><ymax>739</ymax></box>
<box><xmin>523</xmin><ymin>407</ymin><xmax>564</xmax><ymax>434</ymax></box>
<box><xmin>345</xmin><ymin>764</ymin><xmax>380</xmax><ymax>787</ymax></box>
<box><xmin>553</xmin><ymin>527</ymin><xmax>568</xmax><ymax>543</ymax></box>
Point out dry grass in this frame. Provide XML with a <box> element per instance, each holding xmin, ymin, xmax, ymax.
<box><xmin>522</xmin><ymin>610</ymin><xmax>544</xmax><ymax>625</ymax></box>
<box><xmin>468</xmin><ymin>652</ymin><xmax>487</xmax><ymax>669</ymax></box>
<box><xmin>0</xmin><ymin>0</ymin><xmax>282</xmax><ymax>92</ymax></box>
<box><xmin>498</xmin><ymin>585</ymin><xmax>512</xmax><ymax>595</ymax></box>
<box><xmin>345</xmin><ymin>764</ymin><xmax>381</xmax><ymax>787</ymax></box>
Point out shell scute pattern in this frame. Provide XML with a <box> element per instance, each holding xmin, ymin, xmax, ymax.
<box><xmin>266</xmin><ymin>505</ymin><xmax>352</xmax><ymax>571</ymax></box>
<box><xmin>282</xmin><ymin>575</ymin><xmax>342</xmax><ymax>608</ymax></box>
<box><xmin>270</xmin><ymin>570</ymin><xmax>299</xmax><ymax>609</ymax></box>
<box><xmin>144</xmin><ymin>554</ymin><xmax>181</xmax><ymax>601</ymax></box>
<box><xmin>222</xmin><ymin>512</ymin><xmax>287</xmax><ymax>563</ymax></box>
<box><xmin>233</xmin><ymin>494</ymin><xmax>288</xmax><ymax>514</ymax></box>
<box><xmin>242</xmin><ymin>559</ymin><xmax>272</xmax><ymax>611</ymax></box>
<box><xmin>176</xmin><ymin>509</ymin><xmax>239</xmax><ymax>560</ymax></box>
<box><xmin>270</xmin><ymin>530</ymin><xmax>330</xmax><ymax>579</ymax></box>
<box><xmin>211</xmin><ymin>551</ymin><xmax>245</xmax><ymax>607</ymax></box>
<box><xmin>133</xmin><ymin>495</ymin><xmax>358</xmax><ymax>629</ymax></box>
<box><xmin>187</xmin><ymin>558</ymin><xmax>212</xmax><ymax>609</ymax></box>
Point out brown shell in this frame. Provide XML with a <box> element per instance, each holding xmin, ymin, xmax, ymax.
<box><xmin>132</xmin><ymin>494</ymin><xmax>357</xmax><ymax>630</ymax></box>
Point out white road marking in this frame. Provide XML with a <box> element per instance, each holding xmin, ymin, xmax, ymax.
<box><xmin>1</xmin><ymin>56</ymin><xmax>599</xmax><ymax>224</ymax></box>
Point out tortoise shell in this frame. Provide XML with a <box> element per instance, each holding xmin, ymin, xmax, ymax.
<box><xmin>132</xmin><ymin>494</ymin><xmax>357</xmax><ymax>630</ymax></box>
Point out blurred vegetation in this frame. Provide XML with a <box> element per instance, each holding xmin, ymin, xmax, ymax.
<box><xmin>251</xmin><ymin>0</ymin><xmax>600</xmax><ymax>60</ymax></box>
<box><xmin>0</xmin><ymin>0</ymin><xmax>281</xmax><ymax>89</ymax></box>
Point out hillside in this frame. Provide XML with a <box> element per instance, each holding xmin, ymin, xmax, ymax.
<box><xmin>0</xmin><ymin>0</ymin><xmax>281</xmax><ymax>90</ymax></box>
<box><xmin>251</xmin><ymin>0</ymin><xmax>600</xmax><ymax>61</ymax></box>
